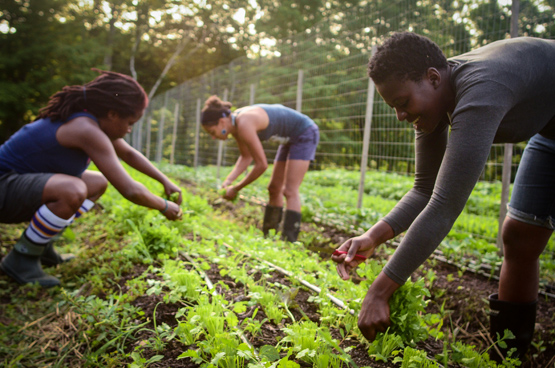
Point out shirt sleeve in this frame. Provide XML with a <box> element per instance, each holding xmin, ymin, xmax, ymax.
<box><xmin>383</xmin><ymin>80</ymin><xmax>515</xmax><ymax>285</ymax></box>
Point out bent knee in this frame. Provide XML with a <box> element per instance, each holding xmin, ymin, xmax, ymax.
<box><xmin>61</xmin><ymin>178</ymin><xmax>88</xmax><ymax>207</ymax></box>
<box><xmin>282</xmin><ymin>185</ymin><xmax>299</xmax><ymax>200</ymax></box>
<box><xmin>502</xmin><ymin>217</ymin><xmax>549</xmax><ymax>259</ymax></box>
<box><xmin>93</xmin><ymin>175</ymin><xmax>109</xmax><ymax>197</ymax></box>
<box><xmin>267</xmin><ymin>182</ymin><xmax>283</xmax><ymax>197</ymax></box>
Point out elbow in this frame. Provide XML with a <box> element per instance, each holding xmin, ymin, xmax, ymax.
<box><xmin>258</xmin><ymin>162</ymin><xmax>268</xmax><ymax>172</ymax></box>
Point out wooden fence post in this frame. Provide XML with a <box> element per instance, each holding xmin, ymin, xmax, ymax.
<box><xmin>357</xmin><ymin>46</ymin><xmax>377</xmax><ymax>209</ymax></box>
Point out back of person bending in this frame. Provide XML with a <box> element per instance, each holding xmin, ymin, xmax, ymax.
<box><xmin>201</xmin><ymin>96</ymin><xmax>319</xmax><ymax>242</ymax></box>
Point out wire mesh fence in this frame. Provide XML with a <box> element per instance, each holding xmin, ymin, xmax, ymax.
<box><xmin>131</xmin><ymin>0</ymin><xmax>554</xmax><ymax>237</ymax></box>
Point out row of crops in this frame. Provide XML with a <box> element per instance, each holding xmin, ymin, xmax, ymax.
<box><xmin>159</xmin><ymin>163</ymin><xmax>555</xmax><ymax>289</ymax></box>
<box><xmin>1</xmin><ymin>163</ymin><xmax>553</xmax><ymax>367</ymax></box>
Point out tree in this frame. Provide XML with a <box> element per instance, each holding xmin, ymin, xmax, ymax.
<box><xmin>0</xmin><ymin>0</ymin><xmax>103</xmax><ymax>140</ymax></box>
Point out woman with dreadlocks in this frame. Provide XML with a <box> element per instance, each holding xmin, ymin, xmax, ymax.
<box><xmin>0</xmin><ymin>69</ymin><xmax>183</xmax><ymax>288</ymax></box>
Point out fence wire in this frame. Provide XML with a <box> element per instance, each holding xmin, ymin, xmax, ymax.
<box><xmin>132</xmin><ymin>0</ymin><xmax>554</xmax><ymax>246</ymax></box>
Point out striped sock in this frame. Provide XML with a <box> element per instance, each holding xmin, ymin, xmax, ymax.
<box><xmin>25</xmin><ymin>205</ymin><xmax>73</xmax><ymax>245</ymax></box>
<box><xmin>74</xmin><ymin>199</ymin><xmax>95</xmax><ymax>220</ymax></box>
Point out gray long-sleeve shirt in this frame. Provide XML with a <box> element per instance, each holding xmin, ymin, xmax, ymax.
<box><xmin>382</xmin><ymin>37</ymin><xmax>555</xmax><ymax>285</ymax></box>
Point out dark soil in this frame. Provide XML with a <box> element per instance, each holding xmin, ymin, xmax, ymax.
<box><xmin>177</xmin><ymin>179</ymin><xmax>555</xmax><ymax>367</ymax></box>
<box><xmin>1</xmin><ymin>178</ymin><xmax>554</xmax><ymax>367</ymax></box>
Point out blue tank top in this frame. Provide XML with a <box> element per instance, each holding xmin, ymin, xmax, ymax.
<box><xmin>252</xmin><ymin>104</ymin><xmax>315</xmax><ymax>144</ymax></box>
<box><xmin>0</xmin><ymin>112</ymin><xmax>96</xmax><ymax>177</ymax></box>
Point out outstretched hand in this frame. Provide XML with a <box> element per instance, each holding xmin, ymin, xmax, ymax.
<box><xmin>221</xmin><ymin>185</ymin><xmax>238</xmax><ymax>201</ymax></box>
<box><xmin>331</xmin><ymin>234</ymin><xmax>375</xmax><ymax>280</ymax></box>
<box><xmin>164</xmin><ymin>181</ymin><xmax>183</xmax><ymax>205</ymax></box>
<box><xmin>162</xmin><ymin>200</ymin><xmax>183</xmax><ymax>221</ymax></box>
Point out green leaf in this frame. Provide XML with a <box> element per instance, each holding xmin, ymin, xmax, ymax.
<box><xmin>259</xmin><ymin>345</ymin><xmax>281</xmax><ymax>362</ymax></box>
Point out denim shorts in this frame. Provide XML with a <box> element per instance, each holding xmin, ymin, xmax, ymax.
<box><xmin>507</xmin><ymin>134</ymin><xmax>555</xmax><ymax>230</ymax></box>
<box><xmin>274</xmin><ymin>124</ymin><xmax>319</xmax><ymax>162</ymax></box>
<box><xmin>0</xmin><ymin>171</ymin><xmax>53</xmax><ymax>224</ymax></box>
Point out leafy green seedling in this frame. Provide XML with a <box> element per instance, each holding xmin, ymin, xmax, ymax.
<box><xmin>219</xmin><ymin>188</ymin><xmax>237</xmax><ymax>202</ymax></box>
<box><xmin>168</xmin><ymin>191</ymin><xmax>180</xmax><ymax>203</ymax></box>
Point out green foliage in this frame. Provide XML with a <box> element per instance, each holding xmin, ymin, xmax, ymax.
<box><xmin>0</xmin><ymin>0</ymin><xmax>103</xmax><ymax>139</ymax></box>
<box><xmin>367</xmin><ymin>328</ymin><xmax>404</xmax><ymax>362</ymax></box>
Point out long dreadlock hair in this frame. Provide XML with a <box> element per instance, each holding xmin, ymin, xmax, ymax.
<box><xmin>37</xmin><ymin>68</ymin><xmax>148</xmax><ymax>122</ymax></box>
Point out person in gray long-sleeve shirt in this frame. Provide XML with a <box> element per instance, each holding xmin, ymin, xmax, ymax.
<box><xmin>332</xmin><ymin>32</ymin><xmax>555</xmax><ymax>361</ymax></box>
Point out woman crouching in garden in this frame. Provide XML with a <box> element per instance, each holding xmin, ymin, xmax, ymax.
<box><xmin>0</xmin><ymin>69</ymin><xmax>183</xmax><ymax>288</ymax></box>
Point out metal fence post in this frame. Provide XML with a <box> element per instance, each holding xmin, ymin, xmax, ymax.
<box><xmin>496</xmin><ymin>0</ymin><xmax>519</xmax><ymax>254</ymax></box>
<box><xmin>170</xmin><ymin>102</ymin><xmax>179</xmax><ymax>165</ymax></box>
<box><xmin>155</xmin><ymin>91</ymin><xmax>169</xmax><ymax>163</ymax></box>
<box><xmin>296</xmin><ymin>69</ymin><xmax>304</xmax><ymax>112</ymax></box>
<box><xmin>194</xmin><ymin>98</ymin><xmax>201</xmax><ymax>169</ymax></box>
<box><xmin>358</xmin><ymin>46</ymin><xmax>377</xmax><ymax>209</ymax></box>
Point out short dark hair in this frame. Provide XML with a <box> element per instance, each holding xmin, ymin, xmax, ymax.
<box><xmin>368</xmin><ymin>32</ymin><xmax>448</xmax><ymax>84</ymax></box>
<box><xmin>37</xmin><ymin>69</ymin><xmax>148</xmax><ymax>122</ymax></box>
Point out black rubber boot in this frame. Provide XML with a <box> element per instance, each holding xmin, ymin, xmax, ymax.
<box><xmin>281</xmin><ymin>209</ymin><xmax>302</xmax><ymax>242</ymax></box>
<box><xmin>488</xmin><ymin>293</ymin><xmax>537</xmax><ymax>362</ymax></box>
<box><xmin>41</xmin><ymin>242</ymin><xmax>76</xmax><ymax>267</ymax></box>
<box><xmin>262</xmin><ymin>204</ymin><xmax>283</xmax><ymax>237</ymax></box>
<box><xmin>0</xmin><ymin>235</ymin><xmax>61</xmax><ymax>288</ymax></box>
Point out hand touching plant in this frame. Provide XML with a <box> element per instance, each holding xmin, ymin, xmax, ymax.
<box><xmin>219</xmin><ymin>186</ymin><xmax>238</xmax><ymax>202</ymax></box>
<box><xmin>332</xmin><ymin>220</ymin><xmax>395</xmax><ymax>280</ymax></box>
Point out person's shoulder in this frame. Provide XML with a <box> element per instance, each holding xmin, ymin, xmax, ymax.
<box><xmin>238</xmin><ymin>106</ymin><xmax>265</xmax><ymax>120</ymax></box>
<box><xmin>58</xmin><ymin>113</ymin><xmax>105</xmax><ymax>147</ymax></box>
<box><xmin>65</xmin><ymin>114</ymin><xmax>99</xmax><ymax>129</ymax></box>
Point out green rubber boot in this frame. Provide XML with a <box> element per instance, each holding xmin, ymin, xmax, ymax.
<box><xmin>40</xmin><ymin>230</ymin><xmax>76</xmax><ymax>267</ymax></box>
<box><xmin>262</xmin><ymin>205</ymin><xmax>283</xmax><ymax>237</ymax></box>
<box><xmin>281</xmin><ymin>210</ymin><xmax>302</xmax><ymax>242</ymax></box>
<box><xmin>41</xmin><ymin>242</ymin><xmax>76</xmax><ymax>267</ymax></box>
<box><xmin>0</xmin><ymin>235</ymin><xmax>61</xmax><ymax>288</ymax></box>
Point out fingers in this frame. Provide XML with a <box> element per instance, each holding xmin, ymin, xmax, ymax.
<box><xmin>336</xmin><ymin>263</ymin><xmax>351</xmax><ymax>280</ymax></box>
<box><xmin>175</xmin><ymin>191</ymin><xmax>183</xmax><ymax>205</ymax></box>
<box><xmin>359</xmin><ymin>319</ymin><xmax>389</xmax><ymax>342</ymax></box>
<box><xmin>164</xmin><ymin>201</ymin><xmax>183</xmax><ymax>221</ymax></box>
<box><xmin>331</xmin><ymin>239</ymin><xmax>352</xmax><ymax>263</ymax></box>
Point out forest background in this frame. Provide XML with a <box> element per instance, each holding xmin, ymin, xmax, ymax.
<box><xmin>2</xmin><ymin>0</ymin><xmax>555</xmax><ymax>144</ymax></box>
<box><xmin>0</xmin><ymin>0</ymin><xmax>365</xmax><ymax>140</ymax></box>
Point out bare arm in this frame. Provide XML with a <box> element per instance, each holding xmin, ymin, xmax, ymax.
<box><xmin>222</xmin><ymin>144</ymin><xmax>254</xmax><ymax>187</ymax></box>
<box><xmin>57</xmin><ymin>117</ymin><xmax>181</xmax><ymax>220</ymax></box>
<box><xmin>113</xmin><ymin>139</ymin><xmax>182</xmax><ymax>205</ymax></box>
<box><xmin>222</xmin><ymin>121</ymin><xmax>268</xmax><ymax>200</ymax></box>
<box><xmin>232</xmin><ymin>127</ymin><xmax>268</xmax><ymax>191</ymax></box>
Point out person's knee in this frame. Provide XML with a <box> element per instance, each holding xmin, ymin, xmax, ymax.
<box><xmin>502</xmin><ymin>218</ymin><xmax>544</xmax><ymax>261</ymax></box>
<box><xmin>282</xmin><ymin>185</ymin><xmax>299</xmax><ymax>200</ymax></box>
<box><xmin>93</xmin><ymin>174</ymin><xmax>108</xmax><ymax>198</ymax></box>
<box><xmin>61</xmin><ymin>179</ymin><xmax>88</xmax><ymax>209</ymax></box>
<box><xmin>267</xmin><ymin>182</ymin><xmax>283</xmax><ymax>197</ymax></box>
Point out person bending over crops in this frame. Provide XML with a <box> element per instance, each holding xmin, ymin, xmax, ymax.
<box><xmin>0</xmin><ymin>69</ymin><xmax>183</xmax><ymax>288</ymax></box>
<box><xmin>332</xmin><ymin>32</ymin><xmax>555</xmax><ymax>361</ymax></box>
<box><xmin>201</xmin><ymin>96</ymin><xmax>319</xmax><ymax>242</ymax></box>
